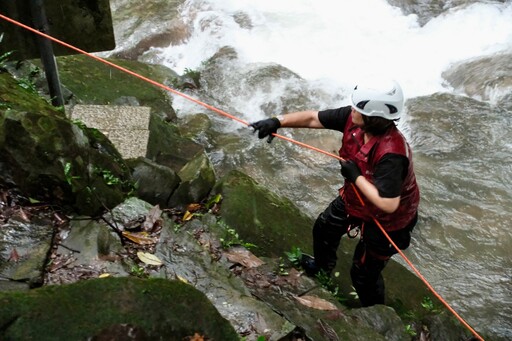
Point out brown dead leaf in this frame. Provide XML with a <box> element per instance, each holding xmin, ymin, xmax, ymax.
<box><xmin>224</xmin><ymin>247</ymin><xmax>264</xmax><ymax>268</ymax></box>
<box><xmin>186</xmin><ymin>203</ymin><xmax>202</xmax><ymax>212</ymax></box>
<box><xmin>188</xmin><ymin>333</ymin><xmax>204</xmax><ymax>341</ymax></box>
<box><xmin>122</xmin><ymin>231</ymin><xmax>158</xmax><ymax>245</ymax></box>
<box><xmin>294</xmin><ymin>295</ymin><xmax>338</xmax><ymax>311</ymax></box>
<box><xmin>17</xmin><ymin>208</ymin><xmax>31</xmax><ymax>222</ymax></box>
<box><xmin>8</xmin><ymin>248</ymin><xmax>20</xmax><ymax>262</ymax></box>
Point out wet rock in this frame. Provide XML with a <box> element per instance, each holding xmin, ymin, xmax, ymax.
<box><xmin>178</xmin><ymin>113</ymin><xmax>214</xmax><ymax>147</ymax></box>
<box><xmin>442</xmin><ymin>53</ymin><xmax>512</xmax><ymax>104</ymax></box>
<box><xmin>386</xmin><ymin>0</ymin><xmax>499</xmax><ymax>26</ymax></box>
<box><xmin>0</xmin><ymin>277</ymin><xmax>239</xmax><ymax>340</ymax></box>
<box><xmin>128</xmin><ymin>157</ymin><xmax>181</xmax><ymax>208</ymax></box>
<box><xmin>0</xmin><ymin>209</ymin><xmax>53</xmax><ymax>285</ymax></box>
<box><xmin>56</xmin><ymin>55</ymin><xmax>178</xmax><ymax>121</ymax></box>
<box><xmin>107</xmin><ymin>0</ymin><xmax>188</xmax><ymax>60</ymax></box>
<box><xmin>0</xmin><ymin>73</ymin><xmax>133</xmax><ymax>216</ymax></box>
<box><xmin>146</xmin><ymin>113</ymin><xmax>204</xmax><ymax>172</ymax></box>
<box><xmin>212</xmin><ymin>170</ymin><xmax>314</xmax><ymax>258</ymax></box>
<box><xmin>168</xmin><ymin>151</ymin><xmax>216</xmax><ymax>209</ymax></box>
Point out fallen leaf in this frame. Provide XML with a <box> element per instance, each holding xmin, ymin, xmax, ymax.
<box><xmin>205</xmin><ymin>193</ymin><xmax>222</xmax><ymax>209</ymax></box>
<box><xmin>186</xmin><ymin>203</ymin><xmax>202</xmax><ymax>212</ymax></box>
<box><xmin>176</xmin><ymin>275</ymin><xmax>188</xmax><ymax>283</ymax></box>
<box><xmin>137</xmin><ymin>252</ymin><xmax>163</xmax><ymax>266</ymax></box>
<box><xmin>224</xmin><ymin>247</ymin><xmax>264</xmax><ymax>268</ymax></box>
<box><xmin>122</xmin><ymin>231</ymin><xmax>158</xmax><ymax>245</ymax></box>
<box><xmin>189</xmin><ymin>333</ymin><xmax>204</xmax><ymax>341</ymax></box>
<box><xmin>8</xmin><ymin>248</ymin><xmax>20</xmax><ymax>262</ymax></box>
<box><xmin>294</xmin><ymin>295</ymin><xmax>338</xmax><ymax>311</ymax></box>
<box><xmin>183</xmin><ymin>210</ymin><xmax>194</xmax><ymax>221</ymax></box>
<box><xmin>99</xmin><ymin>273</ymin><xmax>111</xmax><ymax>278</ymax></box>
<box><xmin>17</xmin><ymin>208</ymin><xmax>30</xmax><ymax>222</ymax></box>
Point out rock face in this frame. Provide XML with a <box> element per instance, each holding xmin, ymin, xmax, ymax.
<box><xmin>0</xmin><ymin>74</ymin><xmax>132</xmax><ymax>216</ymax></box>
<box><xmin>442</xmin><ymin>53</ymin><xmax>512</xmax><ymax>106</ymax></box>
<box><xmin>0</xmin><ymin>60</ymin><xmax>476</xmax><ymax>340</ymax></box>
<box><xmin>0</xmin><ymin>277</ymin><xmax>239</xmax><ymax>340</ymax></box>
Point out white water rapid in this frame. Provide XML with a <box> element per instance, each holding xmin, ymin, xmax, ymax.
<box><xmin>143</xmin><ymin>1</ymin><xmax>512</xmax><ymax>339</ymax></box>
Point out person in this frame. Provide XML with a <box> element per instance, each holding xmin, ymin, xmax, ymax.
<box><xmin>249</xmin><ymin>80</ymin><xmax>420</xmax><ymax>307</ymax></box>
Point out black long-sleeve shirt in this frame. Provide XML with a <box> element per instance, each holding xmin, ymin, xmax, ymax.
<box><xmin>318</xmin><ymin>106</ymin><xmax>408</xmax><ymax>198</ymax></box>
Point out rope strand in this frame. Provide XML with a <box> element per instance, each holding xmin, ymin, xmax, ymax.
<box><xmin>0</xmin><ymin>13</ymin><xmax>484</xmax><ymax>340</ymax></box>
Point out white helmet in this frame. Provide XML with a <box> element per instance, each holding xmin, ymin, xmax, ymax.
<box><xmin>350</xmin><ymin>80</ymin><xmax>404</xmax><ymax>120</ymax></box>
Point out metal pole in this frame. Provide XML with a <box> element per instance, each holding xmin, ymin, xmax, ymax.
<box><xmin>29</xmin><ymin>0</ymin><xmax>64</xmax><ymax>108</ymax></box>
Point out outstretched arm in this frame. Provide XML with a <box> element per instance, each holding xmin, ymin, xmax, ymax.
<box><xmin>277</xmin><ymin>111</ymin><xmax>324</xmax><ymax>128</ymax></box>
<box><xmin>250</xmin><ymin>110</ymin><xmax>323</xmax><ymax>142</ymax></box>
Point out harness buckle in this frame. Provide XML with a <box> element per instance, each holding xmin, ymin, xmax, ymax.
<box><xmin>347</xmin><ymin>225</ymin><xmax>360</xmax><ymax>238</ymax></box>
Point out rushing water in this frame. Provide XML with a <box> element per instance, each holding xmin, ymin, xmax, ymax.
<box><xmin>139</xmin><ymin>0</ymin><xmax>512</xmax><ymax>339</ymax></box>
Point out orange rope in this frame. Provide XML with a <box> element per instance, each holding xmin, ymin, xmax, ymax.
<box><xmin>0</xmin><ymin>13</ymin><xmax>484</xmax><ymax>341</ymax></box>
<box><xmin>351</xmin><ymin>184</ymin><xmax>484</xmax><ymax>340</ymax></box>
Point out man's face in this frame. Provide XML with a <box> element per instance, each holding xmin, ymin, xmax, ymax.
<box><xmin>351</xmin><ymin>107</ymin><xmax>365</xmax><ymax>127</ymax></box>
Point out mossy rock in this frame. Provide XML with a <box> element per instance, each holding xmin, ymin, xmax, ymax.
<box><xmin>146</xmin><ymin>113</ymin><xmax>204</xmax><ymax>172</ymax></box>
<box><xmin>55</xmin><ymin>55</ymin><xmax>177</xmax><ymax>119</ymax></box>
<box><xmin>0</xmin><ymin>277</ymin><xmax>238</xmax><ymax>340</ymax></box>
<box><xmin>0</xmin><ymin>72</ymin><xmax>63</xmax><ymax>117</ymax></box>
<box><xmin>213</xmin><ymin>170</ymin><xmax>314</xmax><ymax>258</ymax></box>
<box><xmin>0</xmin><ymin>72</ymin><xmax>132</xmax><ymax>215</ymax></box>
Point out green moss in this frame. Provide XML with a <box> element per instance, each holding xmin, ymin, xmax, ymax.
<box><xmin>55</xmin><ymin>55</ymin><xmax>177</xmax><ymax>115</ymax></box>
<box><xmin>0</xmin><ymin>277</ymin><xmax>238</xmax><ymax>340</ymax></box>
<box><xmin>0</xmin><ymin>73</ymin><xmax>62</xmax><ymax>117</ymax></box>
<box><xmin>214</xmin><ymin>170</ymin><xmax>314</xmax><ymax>258</ymax></box>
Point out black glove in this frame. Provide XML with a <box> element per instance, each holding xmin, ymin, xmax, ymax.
<box><xmin>340</xmin><ymin>160</ymin><xmax>362</xmax><ymax>182</ymax></box>
<box><xmin>249</xmin><ymin>117</ymin><xmax>281</xmax><ymax>143</ymax></box>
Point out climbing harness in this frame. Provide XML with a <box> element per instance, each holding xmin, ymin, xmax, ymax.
<box><xmin>346</xmin><ymin>224</ymin><xmax>360</xmax><ymax>239</ymax></box>
<box><xmin>0</xmin><ymin>13</ymin><xmax>485</xmax><ymax>341</ymax></box>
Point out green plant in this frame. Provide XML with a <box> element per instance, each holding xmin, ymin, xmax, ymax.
<box><xmin>348</xmin><ymin>285</ymin><xmax>358</xmax><ymax>300</ymax></box>
<box><xmin>205</xmin><ymin>193</ymin><xmax>222</xmax><ymax>210</ymax></box>
<box><xmin>0</xmin><ymin>33</ymin><xmax>13</xmax><ymax>70</ymax></box>
<box><xmin>421</xmin><ymin>296</ymin><xmax>441</xmax><ymax>313</ymax></box>
<box><xmin>72</xmin><ymin>119</ymin><xmax>104</xmax><ymax>140</ymax></box>
<box><xmin>240</xmin><ymin>336</ymin><xmax>266</xmax><ymax>341</ymax></box>
<box><xmin>217</xmin><ymin>220</ymin><xmax>256</xmax><ymax>250</ymax></box>
<box><xmin>276</xmin><ymin>257</ymin><xmax>288</xmax><ymax>276</ymax></box>
<box><xmin>63</xmin><ymin>162</ymin><xmax>81</xmax><ymax>185</ymax></box>
<box><xmin>284</xmin><ymin>246</ymin><xmax>302</xmax><ymax>267</ymax></box>
<box><xmin>100</xmin><ymin>168</ymin><xmax>121</xmax><ymax>186</ymax></box>
<box><xmin>0</xmin><ymin>50</ymin><xmax>13</xmax><ymax>68</ymax></box>
<box><xmin>315</xmin><ymin>270</ymin><xmax>344</xmax><ymax>301</ymax></box>
<box><xmin>17</xmin><ymin>77</ymin><xmax>38</xmax><ymax>94</ymax></box>
<box><xmin>405</xmin><ymin>324</ymin><xmax>417</xmax><ymax>336</ymax></box>
<box><xmin>183</xmin><ymin>67</ymin><xmax>201</xmax><ymax>88</ymax></box>
<box><xmin>130</xmin><ymin>265</ymin><xmax>147</xmax><ymax>278</ymax></box>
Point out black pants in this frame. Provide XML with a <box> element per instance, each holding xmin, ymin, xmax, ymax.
<box><xmin>312</xmin><ymin>196</ymin><xmax>417</xmax><ymax>307</ymax></box>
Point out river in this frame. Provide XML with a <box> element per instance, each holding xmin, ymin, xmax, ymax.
<box><xmin>133</xmin><ymin>0</ymin><xmax>512</xmax><ymax>339</ymax></box>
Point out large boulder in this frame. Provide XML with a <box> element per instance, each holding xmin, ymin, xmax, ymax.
<box><xmin>168</xmin><ymin>151</ymin><xmax>216</xmax><ymax>208</ymax></box>
<box><xmin>0</xmin><ymin>277</ymin><xmax>238</xmax><ymax>340</ymax></box>
<box><xmin>0</xmin><ymin>73</ymin><xmax>132</xmax><ymax>216</ymax></box>
<box><xmin>212</xmin><ymin>170</ymin><xmax>315</xmax><ymax>258</ymax></box>
<box><xmin>146</xmin><ymin>113</ymin><xmax>204</xmax><ymax>172</ymax></box>
<box><xmin>128</xmin><ymin>157</ymin><xmax>181</xmax><ymax>208</ymax></box>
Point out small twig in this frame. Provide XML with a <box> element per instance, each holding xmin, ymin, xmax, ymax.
<box><xmin>58</xmin><ymin>244</ymin><xmax>81</xmax><ymax>253</ymax></box>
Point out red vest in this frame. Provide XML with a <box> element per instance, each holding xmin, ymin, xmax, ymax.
<box><xmin>339</xmin><ymin>116</ymin><xmax>420</xmax><ymax>231</ymax></box>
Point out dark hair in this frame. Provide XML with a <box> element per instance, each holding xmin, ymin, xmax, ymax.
<box><xmin>361</xmin><ymin>115</ymin><xmax>397</xmax><ymax>135</ymax></box>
